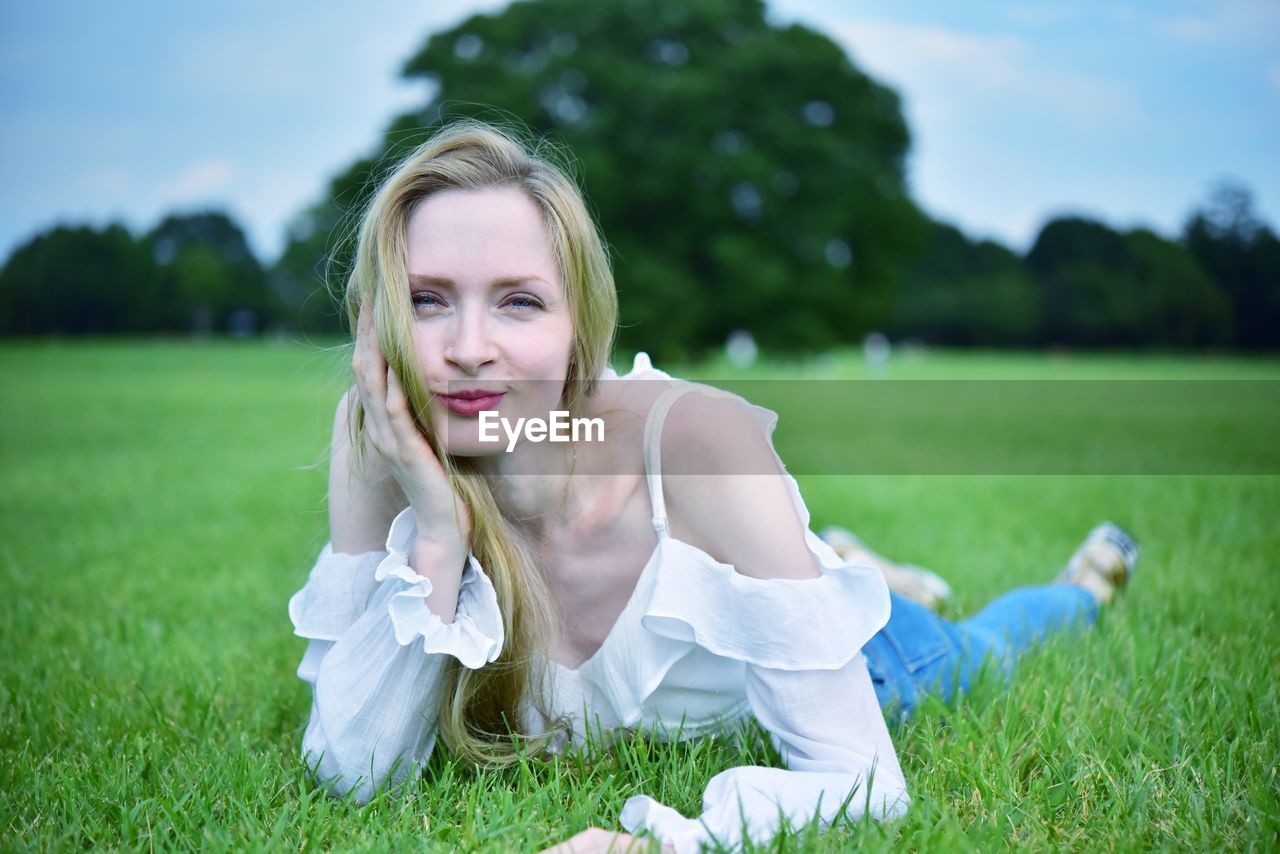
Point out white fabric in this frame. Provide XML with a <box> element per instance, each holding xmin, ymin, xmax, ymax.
<box><xmin>288</xmin><ymin>351</ymin><xmax>911</xmax><ymax>849</ymax></box>
<box><xmin>288</xmin><ymin>508</ymin><xmax>503</xmax><ymax>803</ymax></box>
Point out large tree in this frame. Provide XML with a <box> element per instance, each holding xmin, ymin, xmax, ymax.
<box><xmin>0</xmin><ymin>212</ymin><xmax>277</xmax><ymax>336</ymax></box>
<box><xmin>1183</xmin><ymin>181</ymin><xmax>1280</xmax><ymax>350</ymax></box>
<box><xmin>890</xmin><ymin>221</ymin><xmax>1040</xmax><ymax>346</ymax></box>
<box><xmin>1027</xmin><ymin>215</ymin><xmax>1232</xmax><ymax>348</ymax></box>
<box><xmin>0</xmin><ymin>224</ymin><xmax>162</xmax><ymax>335</ymax></box>
<box><xmin>1026</xmin><ymin>216</ymin><xmax>1139</xmax><ymax>347</ymax></box>
<box><xmin>273</xmin><ymin>0</ymin><xmax>925</xmax><ymax>358</ymax></box>
<box><xmin>145</xmin><ymin>211</ymin><xmax>279</xmax><ymax>335</ymax></box>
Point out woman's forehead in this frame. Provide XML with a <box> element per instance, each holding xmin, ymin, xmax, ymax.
<box><xmin>406</xmin><ymin>187</ymin><xmax>558</xmax><ymax>280</ymax></box>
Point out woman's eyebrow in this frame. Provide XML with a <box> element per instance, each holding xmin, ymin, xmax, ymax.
<box><xmin>407</xmin><ymin>274</ymin><xmax>550</xmax><ymax>288</ymax></box>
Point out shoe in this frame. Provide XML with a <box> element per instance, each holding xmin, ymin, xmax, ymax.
<box><xmin>819</xmin><ymin>525</ymin><xmax>953</xmax><ymax>610</ymax></box>
<box><xmin>818</xmin><ymin>525</ymin><xmax>865</xmax><ymax>557</ymax></box>
<box><xmin>1054</xmin><ymin>522</ymin><xmax>1140</xmax><ymax>605</ymax></box>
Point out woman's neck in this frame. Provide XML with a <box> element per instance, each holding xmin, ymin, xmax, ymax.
<box><xmin>471</xmin><ymin>440</ymin><xmax>581</xmax><ymax>538</ymax></box>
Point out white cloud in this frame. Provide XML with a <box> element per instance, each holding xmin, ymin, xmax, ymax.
<box><xmin>233</xmin><ymin>167</ymin><xmax>333</xmax><ymax>258</ymax></box>
<box><xmin>762</xmin><ymin>7</ymin><xmax>1174</xmax><ymax>248</ymax></box>
<box><xmin>153</xmin><ymin>1</ymin><xmax>510</xmax><ymax>259</ymax></box>
<box><xmin>1160</xmin><ymin>15</ymin><xmax>1216</xmax><ymax>42</ymax></box>
<box><xmin>1007</xmin><ymin>3</ymin><xmax>1140</xmax><ymax>28</ymax></box>
<box><xmin>821</xmin><ymin>17</ymin><xmax>1141</xmax><ymax>133</ymax></box>
<box><xmin>163</xmin><ymin>159</ymin><xmax>235</xmax><ymax>204</ymax></box>
<box><xmin>1156</xmin><ymin>0</ymin><xmax>1280</xmax><ymax>45</ymax></box>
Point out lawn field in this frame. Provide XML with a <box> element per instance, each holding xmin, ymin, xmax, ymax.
<box><xmin>1</xmin><ymin>339</ymin><xmax>1277</xmax><ymax>850</ymax></box>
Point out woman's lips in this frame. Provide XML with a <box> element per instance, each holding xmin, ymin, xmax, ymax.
<box><xmin>439</xmin><ymin>393</ymin><xmax>505</xmax><ymax>416</ymax></box>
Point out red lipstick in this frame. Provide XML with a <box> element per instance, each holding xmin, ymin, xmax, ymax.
<box><xmin>439</xmin><ymin>389</ymin><xmax>505</xmax><ymax>416</ymax></box>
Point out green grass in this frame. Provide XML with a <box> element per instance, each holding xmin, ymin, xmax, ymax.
<box><xmin>2</xmin><ymin>338</ymin><xmax>1277</xmax><ymax>850</ymax></box>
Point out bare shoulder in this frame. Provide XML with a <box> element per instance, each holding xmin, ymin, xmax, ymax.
<box><xmin>580</xmin><ymin>375</ymin><xmax>677</xmax><ymax>448</ymax></box>
<box><xmin>584</xmin><ymin>374</ymin><xmax>672</xmax><ymax>419</ymax></box>
<box><xmin>659</xmin><ymin>387</ymin><xmax>822</xmax><ymax>581</ymax></box>
<box><xmin>331</xmin><ymin>386</ymin><xmax>355</xmax><ymax>450</ymax></box>
<box><xmin>590</xmin><ymin>377</ymin><xmax>770</xmax><ymax>462</ymax></box>
<box><xmin>659</xmin><ymin>386</ymin><xmax>779</xmax><ymax>475</ymax></box>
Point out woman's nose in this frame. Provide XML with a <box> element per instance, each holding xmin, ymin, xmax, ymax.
<box><xmin>443</xmin><ymin>310</ymin><xmax>498</xmax><ymax>372</ymax></box>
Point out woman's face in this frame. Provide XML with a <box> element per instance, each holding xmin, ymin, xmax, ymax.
<box><xmin>404</xmin><ymin>185</ymin><xmax>575</xmax><ymax>457</ymax></box>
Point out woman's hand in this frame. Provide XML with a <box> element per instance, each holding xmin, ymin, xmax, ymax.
<box><xmin>328</xmin><ymin>384</ymin><xmax>408</xmax><ymax>554</ymax></box>
<box><xmin>537</xmin><ymin>828</ymin><xmax>669</xmax><ymax>854</ymax></box>
<box><xmin>352</xmin><ymin>301</ymin><xmax>472</xmax><ymax>552</ymax></box>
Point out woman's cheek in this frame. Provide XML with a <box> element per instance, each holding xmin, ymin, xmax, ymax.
<box><xmin>512</xmin><ymin>324</ymin><xmax>573</xmax><ymax>375</ymax></box>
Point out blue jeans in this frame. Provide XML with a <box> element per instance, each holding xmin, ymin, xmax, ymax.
<box><xmin>862</xmin><ymin>585</ymin><xmax>1098</xmax><ymax>721</ymax></box>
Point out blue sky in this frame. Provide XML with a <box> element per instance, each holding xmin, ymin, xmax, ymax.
<box><xmin>1</xmin><ymin>0</ymin><xmax>1276</xmax><ymax>264</ymax></box>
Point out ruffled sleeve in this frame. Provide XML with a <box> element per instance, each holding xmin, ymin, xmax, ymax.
<box><xmin>640</xmin><ymin>536</ymin><xmax>891</xmax><ymax>671</ymax></box>
<box><xmin>371</xmin><ymin>506</ymin><xmax>504</xmax><ymax>668</ymax></box>
<box><xmin>636</xmin><ymin>380</ymin><xmax>893</xmax><ymax>673</ymax></box>
<box><xmin>619</xmin><ymin>387</ymin><xmax>911</xmax><ymax>851</ymax></box>
<box><xmin>289</xmin><ymin>507</ymin><xmax>505</xmax><ymax>803</ymax></box>
<box><xmin>288</xmin><ymin>544</ymin><xmax>385</xmax><ymax>642</ymax></box>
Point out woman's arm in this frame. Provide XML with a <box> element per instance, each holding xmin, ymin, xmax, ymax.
<box><xmin>329</xmin><ymin>387</ymin><xmax>409</xmax><ymax>555</ymax></box>
<box><xmin>289</xmin><ymin>393</ymin><xmax>501</xmax><ymax>802</ymax></box>
<box><xmin>658</xmin><ymin>391</ymin><xmax>823</xmax><ymax>581</ymax></box>
<box><xmin>290</xmin><ymin>506</ymin><xmax>504</xmax><ymax>803</ymax></box>
<box><xmin>619</xmin><ymin>390</ymin><xmax>910</xmax><ymax>851</ymax></box>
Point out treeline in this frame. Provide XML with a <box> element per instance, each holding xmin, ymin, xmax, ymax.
<box><xmin>0</xmin><ymin>212</ymin><xmax>283</xmax><ymax>337</ymax></box>
<box><xmin>2</xmin><ymin>180</ymin><xmax>1274</xmax><ymax>351</ymax></box>
<box><xmin>891</xmin><ymin>182</ymin><xmax>1279</xmax><ymax>350</ymax></box>
<box><xmin>1</xmin><ymin>0</ymin><xmax>1276</xmax><ymax>351</ymax></box>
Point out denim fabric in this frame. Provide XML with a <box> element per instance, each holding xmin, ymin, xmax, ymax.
<box><xmin>861</xmin><ymin>585</ymin><xmax>1098</xmax><ymax>721</ymax></box>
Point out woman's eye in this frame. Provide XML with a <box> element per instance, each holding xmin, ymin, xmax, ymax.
<box><xmin>505</xmin><ymin>295</ymin><xmax>543</xmax><ymax>311</ymax></box>
<box><xmin>410</xmin><ymin>292</ymin><xmax>541</xmax><ymax>312</ymax></box>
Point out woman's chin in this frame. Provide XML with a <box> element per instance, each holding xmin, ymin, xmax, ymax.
<box><xmin>427</xmin><ymin>409</ymin><xmax>501</xmax><ymax>455</ymax></box>
<box><xmin>434</xmin><ymin>429</ymin><xmax>510</xmax><ymax>459</ymax></box>
<box><xmin>443</xmin><ymin>442</ymin><xmax>508</xmax><ymax>459</ymax></box>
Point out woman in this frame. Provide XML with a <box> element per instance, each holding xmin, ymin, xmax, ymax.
<box><xmin>288</xmin><ymin>120</ymin><xmax>1139</xmax><ymax>853</ymax></box>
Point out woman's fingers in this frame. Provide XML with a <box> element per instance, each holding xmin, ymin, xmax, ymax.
<box><xmin>353</xmin><ymin>305</ymin><xmax>390</xmax><ymax>446</ymax></box>
<box><xmin>354</xmin><ymin>308</ymin><xmax>428</xmax><ymax>468</ymax></box>
<box><xmin>348</xmin><ymin>304</ymin><xmax>469</xmax><ymax>545</ymax></box>
<box><xmin>384</xmin><ymin>362</ymin><xmax>420</xmax><ymax>444</ymax></box>
<box><xmin>386</xmin><ymin>366</ymin><xmax>443</xmax><ymax>467</ymax></box>
<box><xmin>536</xmin><ymin>829</ymin><xmax>651</xmax><ymax>854</ymax></box>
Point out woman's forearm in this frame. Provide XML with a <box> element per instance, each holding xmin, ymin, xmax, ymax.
<box><xmin>330</xmin><ymin>471</ymin><xmax>405</xmax><ymax>554</ymax></box>
<box><xmin>411</xmin><ymin>534</ymin><xmax>469</xmax><ymax>623</ymax></box>
<box><xmin>329</xmin><ymin>386</ymin><xmax>412</xmax><ymax>554</ymax></box>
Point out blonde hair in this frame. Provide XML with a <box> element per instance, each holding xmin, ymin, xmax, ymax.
<box><xmin>341</xmin><ymin>118</ymin><xmax>618</xmax><ymax>764</ymax></box>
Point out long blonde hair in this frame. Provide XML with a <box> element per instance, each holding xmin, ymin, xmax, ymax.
<box><xmin>341</xmin><ymin>118</ymin><xmax>618</xmax><ymax>764</ymax></box>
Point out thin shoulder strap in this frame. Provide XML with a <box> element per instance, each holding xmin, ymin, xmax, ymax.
<box><xmin>642</xmin><ymin>383</ymin><xmax>699</xmax><ymax>538</ymax></box>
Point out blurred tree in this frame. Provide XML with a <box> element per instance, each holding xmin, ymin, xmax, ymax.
<box><xmin>1124</xmin><ymin>228</ymin><xmax>1232</xmax><ymax>347</ymax></box>
<box><xmin>890</xmin><ymin>220</ymin><xmax>1039</xmax><ymax>346</ymax></box>
<box><xmin>1183</xmin><ymin>180</ymin><xmax>1280</xmax><ymax>349</ymax></box>
<box><xmin>1027</xmin><ymin>215</ymin><xmax>1234</xmax><ymax>348</ymax></box>
<box><xmin>171</xmin><ymin>244</ymin><xmax>229</xmax><ymax>335</ymax></box>
<box><xmin>145</xmin><ymin>211</ymin><xmax>280</xmax><ymax>335</ymax></box>
<box><xmin>0</xmin><ymin>223</ymin><xmax>162</xmax><ymax>335</ymax></box>
<box><xmin>1027</xmin><ymin>216</ymin><xmax>1143</xmax><ymax>346</ymax></box>
<box><xmin>273</xmin><ymin>0</ymin><xmax>926</xmax><ymax>357</ymax></box>
<box><xmin>271</xmin><ymin>202</ymin><xmax>354</xmax><ymax>337</ymax></box>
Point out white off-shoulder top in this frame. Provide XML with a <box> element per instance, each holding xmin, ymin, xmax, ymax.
<box><xmin>288</xmin><ymin>353</ymin><xmax>911</xmax><ymax>853</ymax></box>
